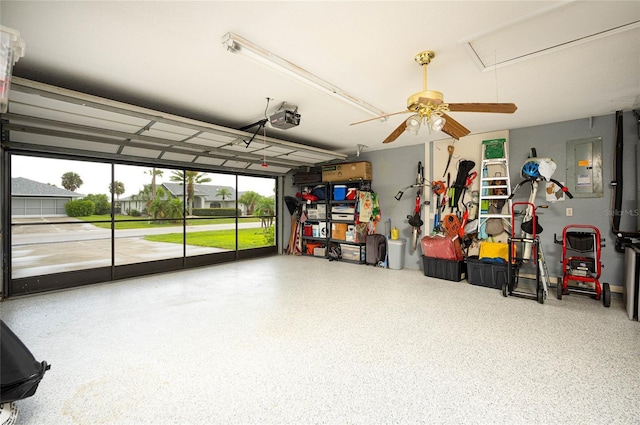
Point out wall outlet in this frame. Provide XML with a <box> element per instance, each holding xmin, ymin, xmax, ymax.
<box><xmin>566</xmin><ymin>207</ymin><xmax>573</xmax><ymax>216</ymax></box>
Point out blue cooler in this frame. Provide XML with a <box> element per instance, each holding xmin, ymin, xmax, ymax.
<box><xmin>333</xmin><ymin>185</ymin><xmax>347</xmax><ymax>201</ymax></box>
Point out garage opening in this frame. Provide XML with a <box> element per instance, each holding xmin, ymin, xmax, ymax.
<box><xmin>5</xmin><ymin>153</ymin><xmax>277</xmax><ymax>297</ymax></box>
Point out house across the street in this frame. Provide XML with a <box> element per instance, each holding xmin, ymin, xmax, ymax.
<box><xmin>118</xmin><ymin>183</ymin><xmax>241</xmax><ymax>215</ymax></box>
<box><xmin>11</xmin><ymin>177</ymin><xmax>84</xmax><ymax>217</ymax></box>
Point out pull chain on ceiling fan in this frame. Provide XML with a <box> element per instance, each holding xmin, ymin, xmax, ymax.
<box><xmin>351</xmin><ymin>51</ymin><xmax>517</xmax><ymax>143</ymax></box>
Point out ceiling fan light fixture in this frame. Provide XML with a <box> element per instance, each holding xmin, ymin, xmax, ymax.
<box><xmin>353</xmin><ymin>50</ymin><xmax>516</xmax><ymax>144</ymax></box>
<box><xmin>430</xmin><ymin>115</ymin><xmax>446</xmax><ymax>132</ymax></box>
<box><xmin>405</xmin><ymin>114</ymin><xmax>422</xmax><ymax>135</ymax></box>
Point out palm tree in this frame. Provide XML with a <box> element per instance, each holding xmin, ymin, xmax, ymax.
<box><xmin>170</xmin><ymin>170</ymin><xmax>211</xmax><ymax>216</ymax></box>
<box><xmin>136</xmin><ymin>184</ymin><xmax>154</xmax><ymax>216</ymax></box>
<box><xmin>254</xmin><ymin>196</ymin><xmax>275</xmax><ymax>227</ymax></box>
<box><xmin>147</xmin><ymin>187</ymin><xmax>167</xmax><ymax>221</ymax></box>
<box><xmin>164</xmin><ymin>198</ymin><xmax>184</xmax><ymax>222</ymax></box>
<box><xmin>109</xmin><ymin>181</ymin><xmax>125</xmax><ymax>201</ymax></box>
<box><xmin>255</xmin><ymin>196</ymin><xmax>275</xmax><ymax>216</ymax></box>
<box><xmin>238</xmin><ymin>191</ymin><xmax>262</xmax><ymax>216</ymax></box>
<box><xmin>61</xmin><ymin>172</ymin><xmax>83</xmax><ymax>192</ymax></box>
<box><xmin>145</xmin><ymin>168</ymin><xmax>163</xmax><ymax>199</ymax></box>
<box><xmin>216</xmin><ymin>187</ymin><xmax>233</xmax><ymax>202</ymax></box>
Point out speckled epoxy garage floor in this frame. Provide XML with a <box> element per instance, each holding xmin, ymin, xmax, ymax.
<box><xmin>1</xmin><ymin>255</ymin><xmax>639</xmax><ymax>424</ymax></box>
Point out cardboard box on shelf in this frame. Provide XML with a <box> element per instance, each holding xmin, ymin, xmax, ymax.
<box><xmin>322</xmin><ymin>161</ymin><xmax>372</xmax><ymax>183</ymax></box>
<box><xmin>332</xmin><ymin>223</ymin><xmax>348</xmax><ymax>240</ymax></box>
<box><xmin>293</xmin><ymin>169</ymin><xmax>322</xmax><ymax>185</ymax></box>
<box><xmin>318</xmin><ymin>222</ymin><xmax>327</xmax><ymax>238</ymax></box>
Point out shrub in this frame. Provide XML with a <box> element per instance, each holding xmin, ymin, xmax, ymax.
<box><xmin>262</xmin><ymin>225</ymin><xmax>275</xmax><ymax>246</ymax></box>
<box><xmin>65</xmin><ymin>200</ymin><xmax>95</xmax><ymax>217</ymax></box>
<box><xmin>84</xmin><ymin>194</ymin><xmax>110</xmax><ymax>215</ymax></box>
<box><xmin>148</xmin><ymin>197</ymin><xmax>184</xmax><ymax>222</ymax></box>
<box><xmin>130</xmin><ymin>209</ymin><xmax>141</xmax><ymax>217</ymax></box>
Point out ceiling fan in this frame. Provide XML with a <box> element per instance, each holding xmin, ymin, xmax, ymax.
<box><xmin>350</xmin><ymin>51</ymin><xmax>517</xmax><ymax>143</ymax></box>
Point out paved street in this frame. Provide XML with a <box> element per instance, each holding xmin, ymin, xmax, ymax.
<box><xmin>9</xmin><ymin>217</ymin><xmax>268</xmax><ymax>278</ymax></box>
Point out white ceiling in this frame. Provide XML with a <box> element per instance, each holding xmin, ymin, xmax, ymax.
<box><xmin>1</xmin><ymin>1</ymin><xmax>639</xmax><ymax>161</ymax></box>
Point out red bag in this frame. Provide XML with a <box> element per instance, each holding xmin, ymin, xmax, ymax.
<box><xmin>296</xmin><ymin>192</ymin><xmax>318</xmax><ymax>202</ymax></box>
<box><xmin>421</xmin><ymin>234</ymin><xmax>463</xmax><ymax>261</ymax></box>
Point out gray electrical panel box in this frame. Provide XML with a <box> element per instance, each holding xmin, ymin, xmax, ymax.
<box><xmin>566</xmin><ymin>137</ymin><xmax>603</xmax><ymax>198</ymax></box>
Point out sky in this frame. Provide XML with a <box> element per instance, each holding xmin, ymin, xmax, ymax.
<box><xmin>11</xmin><ymin>156</ymin><xmax>276</xmax><ymax>198</ymax></box>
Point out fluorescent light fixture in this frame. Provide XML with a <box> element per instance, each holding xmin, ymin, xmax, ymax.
<box><xmin>222</xmin><ymin>32</ymin><xmax>386</xmax><ymax>119</ymax></box>
<box><xmin>0</xmin><ymin>25</ymin><xmax>26</xmax><ymax>113</ymax></box>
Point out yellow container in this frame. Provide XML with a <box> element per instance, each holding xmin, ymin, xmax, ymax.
<box><xmin>391</xmin><ymin>227</ymin><xmax>399</xmax><ymax>240</ymax></box>
<box><xmin>479</xmin><ymin>241</ymin><xmax>509</xmax><ymax>262</ymax></box>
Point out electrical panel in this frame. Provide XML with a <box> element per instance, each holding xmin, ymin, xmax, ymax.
<box><xmin>566</xmin><ymin>137</ymin><xmax>603</xmax><ymax>198</ymax></box>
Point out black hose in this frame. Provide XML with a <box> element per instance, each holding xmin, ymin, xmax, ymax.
<box><xmin>612</xmin><ymin>111</ymin><xmax>623</xmax><ymax>233</ymax></box>
<box><xmin>549</xmin><ymin>178</ymin><xmax>573</xmax><ymax>199</ymax></box>
<box><xmin>610</xmin><ymin>111</ymin><xmax>640</xmax><ymax>251</ymax></box>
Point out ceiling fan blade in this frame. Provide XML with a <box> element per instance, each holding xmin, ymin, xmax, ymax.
<box><xmin>349</xmin><ymin>110</ymin><xmax>411</xmax><ymax>126</ymax></box>
<box><xmin>447</xmin><ymin>103</ymin><xmax>517</xmax><ymax>114</ymax></box>
<box><xmin>441</xmin><ymin>113</ymin><xmax>470</xmax><ymax>140</ymax></box>
<box><xmin>383</xmin><ymin>121</ymin><xmax>408</xmax><ymax>144</ymax></box>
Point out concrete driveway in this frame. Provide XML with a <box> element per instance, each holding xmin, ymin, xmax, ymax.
<box><xmin>10</xmin><ymin>217</ymin><xmax>266</xmax><ymax>278</ymax></box>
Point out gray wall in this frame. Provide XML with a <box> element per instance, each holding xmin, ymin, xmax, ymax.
<box><xmin>283</xmin><ymin>144</ymin><xmax>426</xmax><ymax>270</ymax></box>
<box><xmin>284</xmin><ymin>111</ymin><xmax>638</xmax><ymax>287</ymax></box>
<box><xmin>357</xmin><ymin>144</ymin><xmax>426</xmax><ymax>270</ymax></box>
<box><xmin>509</xmin><ymin>111</ymin><xmax>638</xmax><ymax>289</ymax></box>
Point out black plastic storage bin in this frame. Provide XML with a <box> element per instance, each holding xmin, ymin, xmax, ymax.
<box><xmin>422</xmin><ymin>256</ymin><xmax>466</xmax><ymax>281</ymax></box>
<box><xmin>466</xmin><ymin>255</ymin><xmax>510</xmax><ymax>289</ymax></box>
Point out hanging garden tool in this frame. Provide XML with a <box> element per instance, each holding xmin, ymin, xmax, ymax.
<box><xmin>407</xmin><ymin>162</ymin><xmax>426</xmax><ymax>251</ymax></box>
<box><xmin>458</xmin><ymin>170</ymin><xmax>477</xmax><ymax>218</ymax></box>
<box><xmin>441</xmin><ymin>173</ymin><xmax>450</xmax><ymax>210</ymax></box>
<box><xmin>442</xmin><ymin>145</ymin><xmax>455</xmax><ymax>177</ymax></box>
<box><xmin>446</xmin><ymin>172</ymin><xmax>454</xmax><ymax>213</ymax></box>
<box><xmin>394</xmin><ymin>161</ymin><xmax>433</xmax><ymax>251</ymax></box>
<box><xmin>431</xmin><ymin>180</ymin><xmax>446</xmax><ymax>233</ymax></box>
<box><xmin>458</xmin><ymin>209</ymin><xmax>469</xmax><ymax>238</ymax></box>
<box><xmin>450</xmin><ymin>160</ymin><xmax>476</xmax><ymax>213</ymax></box>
